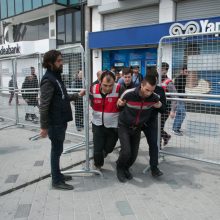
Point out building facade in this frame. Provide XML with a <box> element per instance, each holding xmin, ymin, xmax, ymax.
<box><xmin>0</xmin><ymin>0</ymin><xmax>89</xmax><ymax>88</ymax></box>
<box><xmin>88</xmin><ymin>0</ymin><xmax>220</xmax><ymax>96</ymax></box>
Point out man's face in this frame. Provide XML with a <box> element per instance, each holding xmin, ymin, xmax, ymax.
<box><xmin>31</xmin><ymin>68</ymin><xmax>35</xmax><ymax>75</ymax></box>
<box><xmin>140</xmin><ymin>82</ymin><xmax>155</xmax><ymax>98</ymax></box>
<box><xmin>133</xmin><ymin>68</ymin><xmax>139</xmax><ymax>75</ymax></box>
<box><xmin>124</xmin><ymin>73</ymin><xmax>132</xmax><ymax>85</ymax></box>
<box><xmin>182</xmin><ymin>69</ymin><xmax>188</xmax><ymax>76</ymax></box>
<box><xmin>161</xmin><ymin>67</ymin><xmax>168</xmax><ymax>76</ymax></box>
<box><xmin>52</xmin><ymin>55</ymin><xmax>63</xmax><ymax>73</ymax></box>
<box><xmin>101</xmin><ymin>76</ymin><xmax>115</xmax><ymax>94</ymax></box>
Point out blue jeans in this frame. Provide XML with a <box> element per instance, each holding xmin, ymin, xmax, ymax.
<box><xmin>48</xmin><ymin>123</ymin><xmax>67</xmax><ymax>184</ymax></box>
<box><xmin>173</xmin><ymin>101</ymin><xmax>186</xmax><ymax>132</ymax></box>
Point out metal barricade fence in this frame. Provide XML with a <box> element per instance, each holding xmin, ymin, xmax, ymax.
<box><xmin>0</xmin><ymin>57</ymin><xmax>17</xmax><ymax>125</ymax></box>
<box><xmin>0</xmin><ymin>42</ymin><xmax>100</xmax><ymax>175</ymax></box>
<box><xmin>0</xmin><ymin>46</ymin><xmax>87</xmax><ymax>139</ymax></box>
<box><xmin>157</xmin><ymin>31</ymin><xmax>220</xmax><ymax>165</ymax></box>
<box><xmin>15</xmin><ymin>53</ymin><xmax>42</xmax><ymax>129</ymax></box>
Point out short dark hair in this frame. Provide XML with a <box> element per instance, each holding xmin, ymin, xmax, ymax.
<box><xmin>133</xmin><ymin>65</ymin><xmax>139</xmax><ymax>69</ymax></box>
<box><xmin>162</xmin><ymin>62</ymin><xmax>169</xmax><ymax>70</ymax></box>
<box><xmin>122</xmin><ymin>67</ymin><xmax>132</xmax><ymax>75</ymax></box>
<box><xmin>182</xmin><ymin>65</ymin><xmax>187</xmax><ymax>70</ymax></box>
<box><xmin>142</xmin><ymin>74</ymin><xmax>157</xmax><ymax>86</ymax></box>
<box><xmin>101</xmin><ymin>70</ymin><xmax>115</xmax><ymax>82</ymax></box>
<box><xmin>147</xmin><ymin>69</ymin><xmax>159</xmax><ymax>79</ymax></box>
<box><xmin>42</xmin><ymin>50</ymin><xmax>62</xmax><ymax>70</ymax></box>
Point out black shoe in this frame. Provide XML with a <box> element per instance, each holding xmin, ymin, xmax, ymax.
<box><xmin>151</xmin><ymin>167</ymin><xmax>163</xmax><ymax>177</ymax></box>
<box><xmin>124</xmin><ymin>169</ymin><xmax>133</xmax><ymax>180</ymax></box>
<box><xmin>117</xmin><ymin>168</ymin><xmax>127</xmax><ymax>183</ymax></box>
<box><xmin>163</xmin><ymin>134</ymin><xmax>171</xmax><ymax>146</ymax></box>
<box><xmin>61</xmin><ymin>174</ymin><xmax>73</xmax><ymax>182</ymax></box>
<box><xmin>52</xmin><ymin>181</ymin><xmax>74</xmax><ymax>190</ymax></box>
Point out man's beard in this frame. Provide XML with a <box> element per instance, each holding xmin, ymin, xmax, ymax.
<box><xmin>53</xmin><ymin>65</ymin><xmax>63</xmax><ymax>74</ymax></box>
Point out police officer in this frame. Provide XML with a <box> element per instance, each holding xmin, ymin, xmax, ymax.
<box><xmin>90</xmin><ymin>70</ymin><xmax>120</xmax><ymax>171</ymax></box>
<box><xmin>40</xmin><ymin>50</ymin><xmax>85</xmax><ymax>190</ymax></box>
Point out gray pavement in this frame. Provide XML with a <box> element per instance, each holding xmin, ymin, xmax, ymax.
<box><xmin>0</xmin><ymin>126</ymin><xmax>220</xmax><ymax>220</ymax></box>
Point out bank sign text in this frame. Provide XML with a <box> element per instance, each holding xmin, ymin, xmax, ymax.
<box><xmin>169</xmin><ymin>20</ymin><xmax>220</xmax><ymax>36</ymax></box>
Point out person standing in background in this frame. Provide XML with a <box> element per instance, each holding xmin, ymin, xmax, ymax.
<box><xmin>172</xmin><ymin>66</ymin><xmax>188</xmax><ymax>135</ymax></box>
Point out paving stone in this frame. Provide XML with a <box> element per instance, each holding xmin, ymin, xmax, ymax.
<box><xmin>115</xmin><ymin>201</ymin><xmax>134</xmax><ymax>216</ymax></box>
<box><xmin>34</xmin><ymin>160</ymin><xmax>44</xmax><ymax>166</ymax></box>
<box><xmin>5</xmin><ymin>174</ymin><xmax>19</xmax><ymax>183</ymax></box>
<box><xmin>14</xmin><ymin>204</ymin><xmax>31</xmax><ymax>218</ymax></box>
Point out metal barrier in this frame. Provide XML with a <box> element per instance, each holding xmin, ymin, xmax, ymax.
<box><xmin>157</xmin><ymin>31</ymin><xmax>220</xmax><ymax>165</ymax></box>
<box><xmin>0</xmin><ymin>44</ymin><xmax>101</xmax><ymax>175</ymax></box>
<box><xmin>62</xmin><ymin>32</ymin><xmax>102</xmax><ymax>176</ymax></box>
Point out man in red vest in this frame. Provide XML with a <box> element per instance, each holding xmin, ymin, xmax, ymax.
<box><xmin>90</xmin><ymin>70</ymin><xmax>120</xmax><ymax>170</ymax></box>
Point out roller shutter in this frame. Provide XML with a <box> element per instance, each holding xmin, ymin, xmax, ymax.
<box><xmin>176</xmin><ymin>0</ymin><xmax>220</xmax><ymax>21</ymax></box>
<box><xmin>103</xmin><ymin>5</ymin><xmax>159</xmax><ymax>30</ymax></box>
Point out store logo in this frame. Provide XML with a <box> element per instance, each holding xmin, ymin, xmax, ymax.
<box><xmin>0</xmin><ymin>44</ymin><xmax>21</xmax><ymax>56</ymax></box>
<box><xmin>169</xmin><ymin>20</ymin><xmax>220</xmax><ymax>36</ymax></box>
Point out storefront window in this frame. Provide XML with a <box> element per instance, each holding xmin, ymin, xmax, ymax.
<box><xmin>0</xmin><ymin>0</ymin><xmax>7</xmax><ymax>19</ymax></box>
<box><xmin>13</xmin><ymin>18</ymin><xmax>49</xmax><ymax>42</ymax></box>
<box><xmin>15</xmin><ymin>0</ymin><xmax>23</xmax><ymax>15</ymax></box>
<box><xmin>57</xmin><ymin>8</ymin><xmax>82</xmax><ymax>45</ymax></box>
<box><xmin>74</xmin><ymin>11</ymin><xmax>81</xmax><ymax>42</ymax></box>
<box><xmin>8</xmin><ymin>0</ymin><xmax>15</xmax><ymax>17</ymax></box>
<box><xmin>23</xmin><ymin>0</ymin><xmax>32</xmax><ymax>12</ymax></box>
<box><xmin>66</xmin><ymin>13</ymin><xmax>73</xmax><ymax>43</ymax></box>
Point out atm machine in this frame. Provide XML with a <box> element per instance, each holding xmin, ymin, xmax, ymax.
<box><xmin>145</xmin><ymin>60</ymin><xmax>157</xmax><ymax>75</ymax></box>
<box><xmin>114</xmin><ymin>62</ymin><xmax>124</xmax><ymax>73</ymax></box>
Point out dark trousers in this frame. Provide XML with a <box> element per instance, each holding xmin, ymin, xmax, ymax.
<box><xmin>25</xmin><ymin>99</ymin><xmax>38</xmax><ymax>119</ymax></box>
<box><xmin>48</xmin><ymin>123</ymin><xmax>67</xmax><ymax>184</ymax></box>
<box><xmin>161</xmin><ymin>111</ymin><xmax>170</xmax><ymax>143</ymax></box>
<box><xmin>92</xmin><ymin>124</ymin><xmax>118</xmax><ymax>167</ymax></box>
<box><xmin>117</xmin><ymin>125</ymin><xmax>141</xmax><ymax>169</ymax></box>
<box><xmin>9</xmin><ymin>92</ymin><xmax>19</xmax><ymax>104</ymax></box>
<box><xmin>142</xmin><ymin>117</ymin><xmax>158</xmax><ymax>168</ymax></box>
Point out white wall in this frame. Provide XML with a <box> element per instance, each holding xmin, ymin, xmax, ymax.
<box><xmin>159</xmin><ymin>0</ymin><xmax>176</xmax><ymax>23</ymax></box>
<box><xmin>91</xmin><ymin>7</ymin><xmax>103</xmax><ymax>81</ymax></box>
<box><xmin>159</xmin><ymin>0</ymin><xmax>176</xmax><ymax>78</ymax></box>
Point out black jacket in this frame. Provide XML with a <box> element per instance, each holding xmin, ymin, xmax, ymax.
<box><xmin>175</xmin><ymin>74</ymin><xmax>187</xmax><ymax>97</ymax></box>
<box><xmin>119</xmin><ymin>86</ymin><xmax>160</xmax><ymax>127</ymax></box>
<box><xmin>119</xmin><ymin>81</ymin><xmax>135</xmax><ymax>97</ymax></box>
<box><xmin>151</xmin><ymin>86</ymin><xmax>166</xmax><ymax>117</ymax></box>
<box><xmin>21</xmin><ymin>76</ymin><xmax>39</xmax><ymax>105</ymax></box>
<box><xmin>40</xmin><ymin>70</ymin><xmax>79</xmax><ymax>129</ymax></box>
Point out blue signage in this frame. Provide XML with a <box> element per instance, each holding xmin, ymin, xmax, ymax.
<box><xmin>89</xmin><ymin>16</ymin><xmax>220</xmax><ymax>49</ymax></box>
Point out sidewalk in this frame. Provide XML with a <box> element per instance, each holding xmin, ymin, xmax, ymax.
<box><xmin>0</xmin><ymin>127</ymin><xmax>220</xmax><ymax>220</ymax></box>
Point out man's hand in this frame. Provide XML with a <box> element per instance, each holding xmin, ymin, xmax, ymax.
<box><xmin>40</xmin><ymin>128</ymin><xmax>48</xmax><ymax>138</ymax></box>
<box><xmin>170</xmin><ymin>111</ymin><xmax>176</xmax><ymax>118</ymax></box>
<box><xmin>152</xmin><ymin>101</ymin><xmax>162</xmax><ymax>109</ymax></box>
<box><xmin>117</xmin><ymin>98</ymin><xmax>126</xmax><ymax>107</ymax></box>
<box><xmin>79</xmin><ymin>89</ymin><xmax>86</xmax><ymax>97</ymax></box>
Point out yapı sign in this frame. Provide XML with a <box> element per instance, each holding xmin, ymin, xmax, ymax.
<box><xmin>169</xmin><ymin>19</ymin><xmax>220</xmax><ymax>36</ymax></box>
